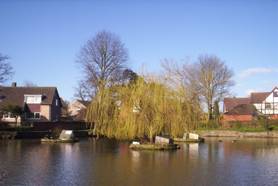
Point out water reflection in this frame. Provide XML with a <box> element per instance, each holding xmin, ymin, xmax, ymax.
<box><xmin>1</xmin><ymin>138</ymin><xmax>278</xmax><ymax>185</ymax></box>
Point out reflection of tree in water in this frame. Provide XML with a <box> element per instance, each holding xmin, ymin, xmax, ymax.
<box><xmin>0</xmin><ymin>169</ymin><xmax>8</xmax><ymax>184</ymax></box>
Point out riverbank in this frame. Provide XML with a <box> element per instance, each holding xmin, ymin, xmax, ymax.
<box><xmin>198</xmin><ymin>130</ymin><xmax>278</xmax><ymax>138</ymax></box>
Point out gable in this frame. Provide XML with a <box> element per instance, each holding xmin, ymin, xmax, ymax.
<box><xmin>250</xmin><ymin>92</ymin><xmax>270</xmax><ymax>104</ymax></box>
<box><xmin>265</xmin><ymin>87</ymin><xmax>278</xmax><ymax>103</ymax></box>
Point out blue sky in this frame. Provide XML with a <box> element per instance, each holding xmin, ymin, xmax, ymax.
<box><xmin>0</xmin><ymin>0</ymin><xmax>277</xmax><ymax>100</ymax></box>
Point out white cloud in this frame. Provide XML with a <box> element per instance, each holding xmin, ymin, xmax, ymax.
<box><xmin>239</xmin><ymin>67</ymin><xmax>278</xmax><ymax>78</ymax></box>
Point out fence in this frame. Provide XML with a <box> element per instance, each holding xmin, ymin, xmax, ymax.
<box><xmin>31</xmin><ymin>121</ymin><xmax>89</xmax><ymax>131</ymax></box>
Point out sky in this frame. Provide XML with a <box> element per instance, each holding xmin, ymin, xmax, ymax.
<box><xmin>0</xmin><ymin>0</ymin><xmax>277</xmax><ymax>100</ymax></box>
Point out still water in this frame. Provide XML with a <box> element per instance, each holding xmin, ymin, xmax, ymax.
<box><xmin>1</xmin><ymin>138</ymin><xmax>278</xmax><ymax>186</ymax></box>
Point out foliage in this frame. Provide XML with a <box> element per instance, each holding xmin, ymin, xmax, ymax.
<box><xmin>84</xmin><ymin>53</ymin><xmax>234</xmax><ymax>140</ymax></box>
<box><xmin>86</xmin><ymin>76</ymin><xmax>203</xmax><ymax>140</ymax></box>
<box><xmin>1</xmin><ymin>104</ymin><xmax>23</xmax><ymax>123</ymax></box>
<box><xmin>51</xmin><ymin>127</ymin><xmax>62</xmax><ymax>139</ymax></box>
<box><xmin>2</xmin><ymin>104</ymin><xmax>23</xmax><ymax>116</ymax></box>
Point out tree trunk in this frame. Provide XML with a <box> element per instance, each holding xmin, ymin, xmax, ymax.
<box><xmin>149</xmin><ymin>130</ymin><xmax>154</xmax><ymax>143</ymax></box>
<box><xmin>208</xmin><ymin>102</ymin><xmax>213</xmax><ymax>121</ymax></box>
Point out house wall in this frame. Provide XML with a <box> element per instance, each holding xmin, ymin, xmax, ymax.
<box><xmin>270</xmin><ymin>115</ymin><xmax>278</xmax><ymax>120</ymax></box>
<box><xmin>50</xmin><ymin>92</ymin><xmax>61</xmax><ymax>121</ymax></box>
<box><xmin>27</xmin><ymin>104</ymin><xmax>41</xmax><ymax>112</ymax></box>
<box><xmin>40</xmin><ymin>105</ymin><xmax>51</xmax><ymax>121</ymax></box>
<box><xmin>68</xmin><ymin>100</ymin><xmax>86</xmax><ymax>116</ymax></box>
<box><xmin>223</xmin><ymin>115</ymin><xmax>253</xmax><ymax>122</ymax></box>
<box><xmin>254</xmin><ymin>88</ymin><xmax>278</xmax><ymax>115</ymax></box>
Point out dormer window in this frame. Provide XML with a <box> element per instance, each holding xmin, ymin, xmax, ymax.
<box><xmin>24</xmin><ymin>95</ymin><xmax>42</xmax><ymax>104</ymax></box>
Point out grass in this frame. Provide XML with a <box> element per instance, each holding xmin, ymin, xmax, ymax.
<box><xmin>232</xmin><ymin>127</ymin><xmax>266</xmax><ymax>132</ymax></box>
<box><xmin>194</xmin><ymin>119</ymin><xmax>278</xmax><ymax>133</ymax></box>
<box><xmin>196</xmin><ymin>125</ymin><xmax>278</xmax><ymax>133</ymax></box>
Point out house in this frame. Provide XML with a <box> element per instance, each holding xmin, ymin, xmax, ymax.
<box><xmin>68</xmin><ymin>99</ymin><xmax>90</xmax><ymax>121</ymax></box>
<box><xmin>0</xmin><ymin>82</ymin><xmax>62</xmax><ymax>124</ymax></box>
<box><xmin>223</xmin><ymin>87</ymin><xmax>278</xmax><ymax>122</ymax></box>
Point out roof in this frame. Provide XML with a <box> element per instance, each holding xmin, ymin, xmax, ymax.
<box><xmin>250</xmin><ymin>92</ymin><xmax>271</xmax><ymax>104</ymax></box>
<box><xmin>76</xmin><ymin>100</ymin><xmax>91</xmax><ymax>107</ymax></box>
<box><xmin>224</xmin><ymin>97</ymin><xmax>250</xmax><ymax>112</ymax></box>
<box><xmin>74</xmin><ymin>108</ymin><xmax>87</xmax><ymax>121</ymax></box>
<box><xmin>0</xmin><ymin>86</ymin><xmax>60</xmax><ymax>108</ymax></box>
<box><xmin>225</xmin><ymin>104</ymin><xmax>258</xmax><ymax>115</ymax></box>
<box><xmin>224</xmin><ymin>87</ymin><xmax>278</xmax><ymax>113</ymax></box>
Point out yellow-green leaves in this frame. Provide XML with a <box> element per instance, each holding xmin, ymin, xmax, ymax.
<box><xmin>86</xmin><ymin>77</ymin><xmax>202</xmax><ymax>140</ymax></box>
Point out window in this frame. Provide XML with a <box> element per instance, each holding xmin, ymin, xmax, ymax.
<box><xmin>2</xmin><ymin>113</ymin><xmax>15</xmax><ymax>118</ymax></box>
<box><xmin>26</xmin><ymin>112</ymin><xmax>40</xmax><ymax>119</ymax></box>
<box><xmin>9</xmin><ymin>113</ymin><xmax>16</xmax><ymax>118</ymax></box>
<box><xmin>265</xmin><ymin>103</ymin><xmax>272</xmax><ymax>109</ymax></box>
<box><xmin>24</xmin><ymin>95</ymin><xmax>42</xmax><ymax>104</ymax></box>
<box><xmin>27</xmin><ymin>112</ymin><xmax>34</xmax><ymax>119</ymax></box>
<box><xmin>274</xmin><ymin>103</ymin><xmax>278</xmax><ymax>110</ymax></box>
<box><xmin>34</xmin><ymin>112</ymin><xmax>40</xmax><ymax>119</ymax></box>
<box><xmin>274</xmin><ymin>91</ymin><xmax>278</xmax><ymax>97</ymax></box>
<box><xmin>56</xmin><ymin>99</ymin><xmax>59</xmax><ymax>106</ymax></box>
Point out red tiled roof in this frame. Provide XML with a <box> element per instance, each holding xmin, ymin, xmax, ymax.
<box><xmin>224</xmin><ymin>97</ymin><xmax>250</xmax><ymax>112</ymax></box>
<box><xmin>225</xmin><ymin>104</ymin><xmax>257</xmax><ymax>115</ymax></box>
<box><xmin>250</xmin><ymin>92</ymin><xmax>271</xmax><ymax>103</ymax></box>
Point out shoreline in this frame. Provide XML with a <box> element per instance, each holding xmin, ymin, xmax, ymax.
<box><xmin>198</xmin><ymin>130</ymin><xmax>278</xmax><ymax>138</ymax></box>
<box><xmin>2</xmin><ymin>128</ymin><xmax>278</xmax><ymax>140</ymax></box>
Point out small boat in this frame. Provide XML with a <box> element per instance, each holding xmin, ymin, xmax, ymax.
<box><xmin>41</xmin><ymin>130</ymin><xmax>79</xmax><ymax>143</ymax></box>
<box><xmin>174</xmin><ymin>133</ymin><xmax>205</xmax><ymax>143</ymax></box>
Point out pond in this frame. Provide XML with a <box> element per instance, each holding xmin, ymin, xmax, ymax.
<box><xmin>1</xmin><ymin>138</ymin><xmax>278</xmax><ymax>186</ymax></box>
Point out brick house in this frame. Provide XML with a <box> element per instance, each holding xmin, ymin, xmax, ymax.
<box><xmin>0</xmin><ymin>83</ymin><xmax>62</xmax><ymax>124</ymax></box>
<box><xmin>68</xmin><ymin>99</ymin><xmax>90</xmax><ymax>121</ymax></box>
<box><xmin>223</xmin><ymin>87</ymin><xmax>278</xmax><ymax>122</ymax></box>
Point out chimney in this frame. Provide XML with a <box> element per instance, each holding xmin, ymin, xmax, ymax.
<box><xmin>11</xmin><ymin>82</ymin><xmax>17</xmax><ymax>87</ymax></box>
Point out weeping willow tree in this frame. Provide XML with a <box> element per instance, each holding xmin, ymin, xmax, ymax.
<box><xmin>86</xmin><ymin>86</ymin><xmax>117</xmax><ymax>138</ymax></box>
<box><xmin>86</xmin><ymin>76</ymin><xmax>203</xmax><ymax>141</ymax></box>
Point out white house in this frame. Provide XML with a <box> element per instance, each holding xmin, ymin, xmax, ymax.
<box><xmin>223</xmin><ymin>87</ymin><xmax>278</xmax><ymax>121</ymax></box>
<box><xmin>252</xmin><ymin>87</ymin><xmax>278</xmax><ymax>115</ymax></box>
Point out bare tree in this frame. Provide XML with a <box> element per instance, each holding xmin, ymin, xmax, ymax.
<box><xmin>0</xmin><ymin>53</ymin><xmax>13</xmax><ymax>84</ymax></box>
<box><xmin>77</xmin><ymin>30</ymin><xmax>128</xmax><ymax>96</ymax></box>
<box><xmin>74</xmin><ymin>80</ymin><xmax>94</xmax><ymax>101</ymax></box>
<box><xmin>161</xmin><ymin>55</ymin><xmax>233</xmax><ymax>122</ymax></box>
<box><xmin>194</xmin><ymin>55</ymin><xmax>234</xmax><ymax>120</ymax></box>
<box><xmin>161</xmin><ymin>59</ymin><xmax>200</xmax><ymax>101</ymax></box>
<box><xmin>60</xmin><ymin>98</ymin><xmax>71</xmax><ymax>118</ymax></box>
